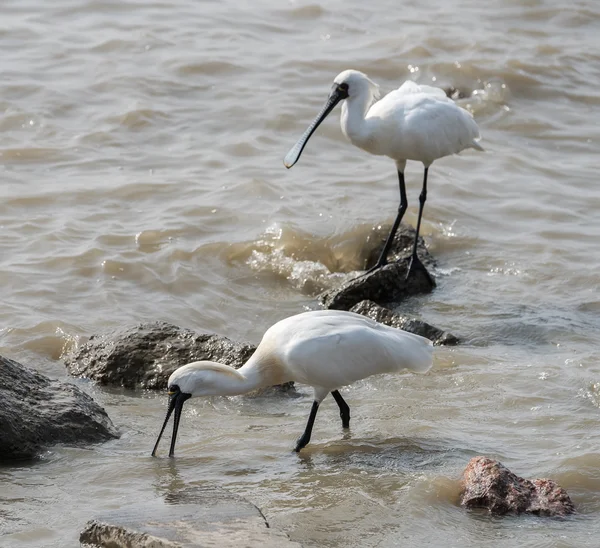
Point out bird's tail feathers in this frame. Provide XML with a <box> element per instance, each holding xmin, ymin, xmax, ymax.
<box><xmin>386</xmin><ymin>331</ymin><xmax>433</xmax><ymax>374</ymax></box>
<box><xmin>403</xmin><ymin>344</ymin><xmax>434</xmax><ymax>374</ymax></box>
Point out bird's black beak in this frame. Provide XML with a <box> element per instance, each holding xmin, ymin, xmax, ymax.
<box><xmin>284</xmin><ymin>83</ymin><xmax>349</xmax><ymax>169</ymax></box>
<box><xmin>151</xmin><ymin>385</ymin><xmax>192</xmax><ymax>458</ymax></box>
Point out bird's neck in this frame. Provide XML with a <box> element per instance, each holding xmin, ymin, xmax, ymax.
<box><xmin>199</xmin><ymin>362</ymin><xmax>264</xmax><ymax>396</ymax></box>
<box><xmin>236</xmin><ymin>351</ymin><xmax>287</xmax><ymax>393</ymax></box>
<box><xmin>196</xmin><ymin>354</ymin><xmax>283</xmax><ymax>397</ymax></box>
<box><xmin>340</xmin><ymin>92</ymin><xmax>374</xmax><ymax>149</ymax></box>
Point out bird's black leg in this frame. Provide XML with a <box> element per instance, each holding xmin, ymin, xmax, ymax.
<box><xmin>367</xmin><ymin>170</ymin><xmax>408</xmax><ymax>272</ymax></box>
<box><xmin>331</xmin><ymin>390</ymin><xmax>350</xmax><ymax>428</ymax></box>
<box><xmin>294</xmin><ymin>401</ymin><xmax>320</xmax><ymax>452</ymax></box>
<box><xmin>407</xmin><ymin>167</ymin><xmax>433</xmax><ymax>282</ymax></box>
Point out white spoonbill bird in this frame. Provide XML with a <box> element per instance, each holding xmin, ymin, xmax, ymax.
<box><xmin>151</xmin><ymin>309</ymin><xmax>433</xmax><ymax>457</ymax></box>
<box><xmin>284</xmin><ymin>70</ymin><xmax>483</xmax><ymax>279</ymax></box>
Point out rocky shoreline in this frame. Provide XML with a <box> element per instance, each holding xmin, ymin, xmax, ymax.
<box><xmin>1</xmin><ymin>223</ymin><xmax>575</xmax><ymax>546</ymax></box>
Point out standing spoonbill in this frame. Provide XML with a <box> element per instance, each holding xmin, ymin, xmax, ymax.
<box><xmin>284</xmin><ymin>70</ymin><xmax>483</xmax><ymax>279</ymax></box>
<box><xmin>151</xmin><ymin>309</ymin><xmax>433</xmax><ymax>457</ymax></box>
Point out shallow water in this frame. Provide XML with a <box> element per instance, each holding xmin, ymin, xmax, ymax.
<box><xmin>1</xmin><ymin>0</ymin><xmax>600</xmax><ymax>546</ymax></box>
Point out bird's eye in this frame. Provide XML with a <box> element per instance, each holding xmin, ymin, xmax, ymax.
<box><xmin>336</xmin><ymin>82</ymin><xmax>349</xmax><ymax>98</ymax></box>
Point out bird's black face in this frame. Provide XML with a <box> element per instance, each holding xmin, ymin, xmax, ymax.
<box><xmin>283</xmin><ymin>80</ymin><xmax>349</xmax><ymax>169</ymax></box>
<box><xmin>151</xmin><ymin>383</ymin><xmax>192</xmax><ymax>458</ymax></box>
<box><xmin>332</xmin><ymin>81</ymin><xmax>349</xmax><ymax>100</ymax></box>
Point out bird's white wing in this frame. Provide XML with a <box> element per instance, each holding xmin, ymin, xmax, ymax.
<box><xmin>276</xmin><ymin>312</ymin><xmax>433</xmax><ymax>392</ymax></box>
<box><xmin>368</xmin><ymin>80</ymin><xmax>453</xmax><ymax>125</ymax></box>
<box><xmin>395</xmin><ymin>80</ymin><xmax>449</xmax><ymax>99</ymax></box>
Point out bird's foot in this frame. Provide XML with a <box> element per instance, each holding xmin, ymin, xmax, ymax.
<box><xmin>294</xmin><ymin>436</ymin><xmax>310</xmax><ymax>453</ymax></box>
<box><xmin>347</xmin><ymin>260</ymin><xmax>387</xmax><ymax>284</ymax></box>
<box><xmin>405</xmin><ymin>254</ymin><xmax>434</xmax><ymax>285</ymax></box>
<box><xmin>365</xmin><ymin>260</ymin><xmax>386</xmax><ymax>275</ymax></box>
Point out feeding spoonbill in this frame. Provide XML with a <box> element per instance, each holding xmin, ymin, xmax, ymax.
<box><xmin>284</xmin><ymin>69</ymin><xmax>483</xmax><ymax>279</ymax></box>
<box><xmin>151</xmin><ymin>309</ymin><xmax>433</xmax><ymax>457</ymax></box>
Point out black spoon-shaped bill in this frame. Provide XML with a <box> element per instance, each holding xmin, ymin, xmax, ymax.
<box><xmin>283</xmin><ymin>86</ymin><xmax>346</xmax><ymax>169</ymax></box>
<box><xmin>169</xmin><ymin>393</ymin><xmax>187</xmax><ymax>457</ymax></box>
<box><xmin>151</xmin><ymin>386</ymin><xmax>191</xmax><ymax>458</ymax></box>
<box><xmin>151</xmin><ymin>392</ymin><xmax>176</xmax><ymax>457</ymax></box>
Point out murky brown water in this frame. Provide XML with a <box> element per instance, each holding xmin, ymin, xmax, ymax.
<box><xmin>2</xmin><ymin>0</ymin><xmax>600</xmax><ymax>546</ymax></box>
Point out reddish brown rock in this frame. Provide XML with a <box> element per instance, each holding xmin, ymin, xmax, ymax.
<box><xmin>528</xmin><ymin>478</ymin><xmax>576</xmax><ymax>516</ymax></box>
<box><xmin>459</xmin><ymin>456</ymin><xmax>575</xmax><ymax>517</ymax></box>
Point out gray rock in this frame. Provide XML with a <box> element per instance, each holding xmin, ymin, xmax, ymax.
<box><xmin>64</xmin><ymin>321</ymin><xmax>295</xmax><ymax>394</ymax></box>
<box><xmin>350</xmin><ymin>300</ymin><xmax>459</xmax><ymax>345</ymax></box>
<box><xmin>0</xmin><ymin>355</ymin><xmax>119</xmax><ymax>462</ymax></box>
<box><xmin>363</xmin><ymin>223</ymin><xmax>436</xmax><ymax>273</ymax></box>
<box><xmin>321</xmin><ymin>258</ymin><xmax>434</xmax><ymax>311</ymax></box>
<box><xmin>459</xmin><ymin>456</ymin><xmax>575</xmax><ymax>516</ymax></box>
<box><xmin>80</xmin><ymin>486</ymin><xmax>301</xmax><ymax>548</ymax></box>
<box><xmin>321</xmin><ymin>224</ymin><xmax>435</xmax><ymax>311</ymax></box>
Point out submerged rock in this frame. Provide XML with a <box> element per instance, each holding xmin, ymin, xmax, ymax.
<box><xmin>63</xmin><ymin>321</ymin><xmax>295</xmax><ymax>394</ymax></box>
<box><xmin>459</xmin><ymin>456</ymin><xmax>575</xmax><ymax>516</ymax></box>
<box><xmin>321</xmin><ymin>224</ymin><xmax>436</xmax><ymax>311</ymax></box>
<box><xmin>443</xmin><ymin>85</ymin><xmax>471</xmax><ymax>100</ymax></box>
<box><xmin>0</xmin><ymin>355</ymin><xmax>119</xmax><ymax>462</ymax></box>
<box><xmin>80</xmin><ymin>486</ymin><xmax>301</xmax><ymax>548</ymax></box>
<box><xmin>350</xmin><ymin>300</ymin><xmax>458</xmax><ymax>345</ymax></box>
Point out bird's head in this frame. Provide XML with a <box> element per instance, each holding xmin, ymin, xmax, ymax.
<box><xmin>150</xmin><ymin>361</ymin><xmax>243</xmax><ymax>458</ymax></box>
<box><xmin>284</xmin><ymin>69</ymin><xmax>379</xmax><ymax>169</ymax></box>
<box><xmin>332</xmin><ymin>69</ymin><xmax>380</xmax><ymax>103</ymax></box>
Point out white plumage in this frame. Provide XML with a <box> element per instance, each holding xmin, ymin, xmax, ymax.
<box><xmin>259</xmin><ymin>309</ymin><xmax>432</xmax><ymax>395</ymax></box>
<box><xmin>284</xmin><ymin>69</ymin><xmax>482</xmax><ymax>279</ymax></box>
<box><xmin>151</xmin><ymin>309</ymin><xmax>433</xmax><ymax>457</ymax></box>
<box><xmin>356</xmin><ymin>79</ymin><xmax>482</xmax><ymax>164</ymax></box>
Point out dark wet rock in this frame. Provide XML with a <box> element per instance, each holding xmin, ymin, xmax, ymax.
<box><xmin>321</xmin><ymin>224</ymin><xmax>435</xmax><ymax>311</ymax></box>
<box><xmin>363</xmin><ymin>223</ymin><xmax>436</xmax><ymax>272</ymax></box>
<box><xmin>63</xmin><ymin>321</ymin><xmax>295</xmax><ymax>394</ymax></box>
<box><xmin>350</xmin><ymin>300</ymin><xmax>459</xmax><ymax>345</ymax></box>
<box><xmin>0</xmin><ymin>355</ymin><xmax>118</xmax><ymax>462</ymax></box>
<box><xmin>80</xmin><ymin>486</ymin><xmax>302</xmax><ymax>547</ymax></box>
<box><xmin>321</xmin><ymin>258</ymin><xmax>434</xmax><ymax>311</ymax></box>
<box><xmin>459</xmin><ymin>456</ymin><xmax>575</xmax><ymax>516</ymax></box>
